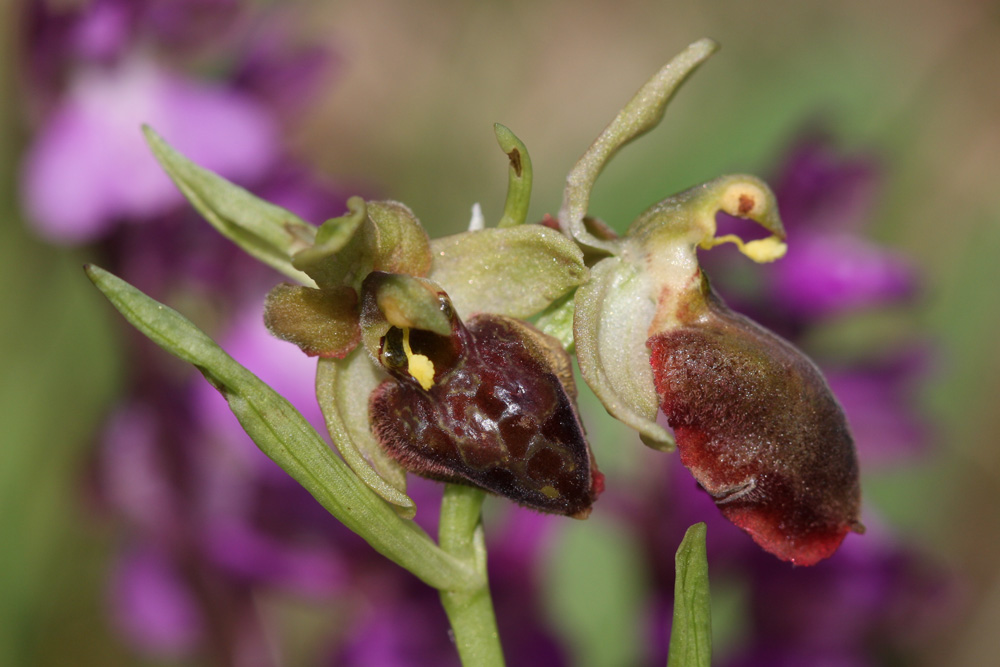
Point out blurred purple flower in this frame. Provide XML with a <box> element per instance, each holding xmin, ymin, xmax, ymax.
<box><xmin>826</xmin><ymin>348</ymin><xmax>934</xmax><ymax>466</ymax></box>
<box><xmin>770</xmin><ymin>232</ymin><xmax>916</xmax><ymax>320</ymax></box>
<box><xmin>110</xmin><ymin>544</ymin><xmax>203</xmax><ymax>657</ymax></box>
<box><xmin>22</xmin><ymin>59</ymin><xmax>278</xmax><ymax>242</ymax></box>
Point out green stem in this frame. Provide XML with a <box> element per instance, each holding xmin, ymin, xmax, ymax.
<box><xmin>438</xmin><ymin>484</ymin><xmax>505</xmax><ymax>666</ymax></box>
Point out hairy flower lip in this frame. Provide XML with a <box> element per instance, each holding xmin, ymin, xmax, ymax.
<box><xmin>368</xmin><ymin>292</ymin><xmax>603</xmax><ymax>518</ymax></box>
<box><xmin>649</xmin><ymin>290</ymin><xmax>863</xmax><ymax>565</ymax></box>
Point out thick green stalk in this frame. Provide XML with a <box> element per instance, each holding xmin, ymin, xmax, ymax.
<box><xmin>86</xmin><ymin>265</ymin><xmax>476</xmax><ymax>591</ymax></box>
<box><xmin>438</xmin><ymin>484</ymin><xmax>505</xmax><ymax>666</ymax></box>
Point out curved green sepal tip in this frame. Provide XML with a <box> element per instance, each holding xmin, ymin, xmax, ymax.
<box><xmin>493</xmin><ymin>123</ymin><xmax>533</xmax><ymax>228</ymax></box>
<box><xmin>558</xmin><ymin>38</ymin><xmax>719</xmax><ymax>254</ymax></box>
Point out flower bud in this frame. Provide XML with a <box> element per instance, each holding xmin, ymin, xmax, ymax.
<box><xmin>364</xmin><ymin>273</ymin><xmax>604</xmax><ymax>518</ymax></box>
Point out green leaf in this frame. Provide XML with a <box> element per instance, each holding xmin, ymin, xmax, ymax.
<box><xmin>667</xmin><ymin>523</ymin><xmax>712</xmax><ymax>667</ymax></box>
<box><xmin>316</xmin><ymin>354</ymin><xmax>414</xmax><ymax>516</ymax></box>
<box><xmin>573</xmin><ymin>256</ymin><xmax>674</xmax><ymax>449</ymax></box>
<box><xmin>493</xmin><ymin>123</ymin><xmax>533</xmax><ymax>228</ymax></box>
<box><xmin>143</xmin><ymin>126</ymin><xmax>318</xmax><ymax>285</ymax></box>
<box><xmin>85</xmin><ymin>264</ymin><xmax>476</xmax><ymax>592</ymax></box>
<box><xmin>429</xmin><ymin>225</ymin><xmax>588</xmax><ymax>320</ymax></box>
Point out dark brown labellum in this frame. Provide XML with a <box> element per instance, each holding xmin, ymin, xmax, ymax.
<box><xmin>649</xmin><ymin>291</ymin><xmax>863</xmax><ymax>565</ymax></box>
<box><xmin>368</xmin><ymin>295</ymin><xmax>603</xmax><ymax>518</ymax></box>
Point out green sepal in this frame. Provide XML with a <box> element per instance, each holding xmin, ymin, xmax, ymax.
<box><xmin>84</xmin><ymin>264</ymin><xmax>477</xmax><ymax>591</ymax></box>
<box><xmin>667</xmin><ymin>523</ymin><xmax>712</xmax><ymax>667</ymax></box>
<box><xmin>429</xmin><ymin>226</ymin><xmax>588</xmax><ymax>320</ymax></box>
<box><xmin>316</xmin><ymin>355</ymin><xmax>414</xmax><ymax>517</ymax></box>
<box><xmin>367</xmin><ymin>200</ymin><xmax>433</xmax><ymax>277</ymax></box>
<box><xmin>292</xmin><ymin>196</ymin><xmax>370</xmax><ymax>289</ymax></box>
<box><xmin>143</xmin><ymin>126</ymin><xmax>317</xmax><ymax>286</ymax></box>
<box><xmin>558</xmin><ymin>38</ymin><xmax>718</xmax><ymax>254</ymax></box>
<box><xmin>292</xmin><ymin>198</ymin><xmax>433</xmax><ymax>292</ymax></box>
<box><xmin>573</xmin><ymin>256</ymin><xmax>674</xmax><ymax>450</ymax></box>
<box><xmin>263</xmin><ymin>283</ymin><xmax>361</xmax><ymax>358</ymax></box>
<box><xmin>493</xmin><ymin>123</ymin><xmax>533</xmax><ymax>228</ymax></box>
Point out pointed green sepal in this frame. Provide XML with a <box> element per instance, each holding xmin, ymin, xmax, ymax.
<box><xmin>143</xmin><ymin>126</ymin><xmax>317</xmax><ymax>285</ymax></box>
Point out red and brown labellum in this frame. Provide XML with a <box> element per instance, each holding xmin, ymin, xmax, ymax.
<box><xmin>368</xmin><ymin>295</ymin><xmax>603</xmax><ymax>518</ymax></box>
<box><xmin>648</xmin><ymin>291</ymin><xmax>863</xmax><ymax>565</ymax></box>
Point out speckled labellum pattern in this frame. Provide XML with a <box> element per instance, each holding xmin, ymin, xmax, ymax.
<box><xmin>649</xmin><ymin>291</ymin><xmax>864</xmax><ymax>566</ymax></box>
<box><xmin>369</xmin><ymin>293</ymin><xmax>604</xmax><ymax>518</ymax></box>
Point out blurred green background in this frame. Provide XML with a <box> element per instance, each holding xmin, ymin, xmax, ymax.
<box><xmin>3</xmin><ymin>0</ymin><xmax>1000</xmax><ymax>664</ymax></box>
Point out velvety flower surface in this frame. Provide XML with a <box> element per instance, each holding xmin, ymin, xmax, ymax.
<box><xmin>364</xmin><ymin>276</ymin><xmax>603</xmax><ymax>517</ymax></box>
<box><xmin>649</xmin><ymin>292</ymin><xmax>863</xmax><ymax>565</ymax></box>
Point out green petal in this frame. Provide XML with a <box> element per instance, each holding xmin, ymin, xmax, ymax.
<box><xmin>316</xmin><ymin>355</ymin><xmax>414</xmax><ymax>517</ymax></box>
<box><xmin>573</xmin><ymin>256</ymin><xmax>674</xmax><ymax>450</ymax></box>
<box><xmin>667</xmin><ymin>523</ymin><xmax>712</xmax><ymax>667</ymax></box>
<box><xmin>367</xmin><ymin>201</ymin><xmax>433</xmax><ymax>276</ymax></box>
<box><xmin>85</xmin><ymin>265</ymin><xmax>475</xmax><ymax>591</ymax></box>
<box><xmin>263</xmin><ymin>284</ymin><xmax>361</xmax><ymax>358</ymax></box>
<box><xmin>429</xmin><ymin>226</ymin><xmax>588</xmax><ymax>320</ymax></box>
<box><xmin>143</xmin><ymin>126</ymin><xmax>317</xmax><ymax>285</ymax></box>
